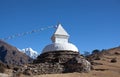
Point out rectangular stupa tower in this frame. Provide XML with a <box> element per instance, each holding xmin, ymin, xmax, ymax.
<box><xmin>51</xmin><ymin>24</ymin><xmax>69</xmax><ymax>43</ymax></box>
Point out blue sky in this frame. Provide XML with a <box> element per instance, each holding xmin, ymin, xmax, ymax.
<box><xmin>0</xmin><ymin>0</ymin><xmax>120</xmax><ymax>54</ymax></box>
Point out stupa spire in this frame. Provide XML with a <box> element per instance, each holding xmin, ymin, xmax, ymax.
<box><xmin>51</xmin><ymin>24</ymin><xmax>69</xmax><ymax>43</ymax></box>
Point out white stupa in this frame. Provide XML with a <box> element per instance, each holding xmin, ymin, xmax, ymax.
<box><xmin>42</xmin><ymin>24</ymin><xmax>79</xmax><ymax>53</ymax></box>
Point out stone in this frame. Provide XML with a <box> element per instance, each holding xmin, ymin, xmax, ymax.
<box><xmin>23</xmin><ymin>69</ymin><xmax>32</xmax><ymax>76</ymax></box>
<box><xmin>33</xmin><ymin>51</ymin><xmax>91</xmax><ymax>74</ymax></box>
<box><xmin>91</xmin><ymin>61</ymin><xmax>103</xmax><ymax>65</ymax></box>
<box><xmin>15</xmin><ymin>51</ymin><xmax>91</xmax><ymax>75</ymax></box>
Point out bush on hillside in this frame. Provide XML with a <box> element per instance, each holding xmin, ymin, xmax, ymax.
<box><xmin>110</xmin><ymin>58</ymin><xmax>117</xmax><ymax>63</ymax></box>
<box><xmin>92</xmin><ymin>49</ymin><xmax>100</xmax><ymax>54</ymax></box>
<box><xmin>114</xmin><ymin>52</ymin><xmax>120</xmax><ymax>55</ymax></box>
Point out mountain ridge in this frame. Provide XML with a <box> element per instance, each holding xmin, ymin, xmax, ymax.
<box><xmin>19</xmin><ymin>48</ymin><xmax>39</xmax><ymax>59</ymax></box>
<box><xmin>0</xmin><ymin>40</ymin><xmax>33</xmax><ymax>66</ymax></box>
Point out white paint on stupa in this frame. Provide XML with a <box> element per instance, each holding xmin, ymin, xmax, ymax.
<box><xmin>51</xmin><ymin>24</ymin><xmax>69</xmax><ymax>43</ymax></box>
<box><xmin>42</xmin><ymin>24</ymin><xmax>78</xmax><ymax>53</ymax></box>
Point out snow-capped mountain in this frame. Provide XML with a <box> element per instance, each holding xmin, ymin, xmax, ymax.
<box><xmin>18</xmin><ymin>48</ymin><xmax>39</xmax><ymax>59</ymax></box>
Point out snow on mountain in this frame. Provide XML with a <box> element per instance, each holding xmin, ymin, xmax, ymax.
<box><xmin>18</xmin><ymin>48</ymin><xmax>39</xmax><ymax>59</ymax></box>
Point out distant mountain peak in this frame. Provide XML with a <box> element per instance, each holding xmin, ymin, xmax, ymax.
<box><xmin>19</xmin><ymin>48</ymin><xmax>39</xmax><ymax>59</ymax></box>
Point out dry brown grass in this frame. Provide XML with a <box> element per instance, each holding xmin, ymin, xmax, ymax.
<box><xmin>1</xmin><ymin>70</ymin><xmax>120</xmax><ymax>77</ymax></box>
<box><xmin>30</xmin><ymin>71</ymin><xmax>119</xmax><ymax>77</ymax></box>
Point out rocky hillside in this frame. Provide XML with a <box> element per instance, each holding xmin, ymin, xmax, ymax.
<box><xmin>85</xmin><ymin>46</ymin><xmax>120</xmax><ymax>77</ymax></box>
<box><xmin>0</xmin><ymin>40</ymin><xmax>33</xmax><ymax>66</ymax></box>
<box><xmin>86</xmin><ymin>46</ymin><xmax>120</xmax><ymax>61</ymax></box>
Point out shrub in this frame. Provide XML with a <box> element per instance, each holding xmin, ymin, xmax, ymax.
<box><xmin>114</xmin><ymin>52</ymin><xmax>120</xmax><ymax>55</ymax></box>
<box><xmin>111</xmin><ymin>58</ymin><xmax>117</xmax><ymax>63</ymax></box>
<box><xmin>92</xmin><ymin>49</ymin><xmax>100</xmax><ymax>54</ymax></box>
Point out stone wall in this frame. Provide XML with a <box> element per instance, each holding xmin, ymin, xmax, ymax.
<box><xmin>34</xmin><ymin>51</ymin><xmax>79</xmax><ymax>63</ymax></box>
<box><xmin>14</xmin><ymin>51</ymin><xmax>91</xmax><ymax>75</ymax></box>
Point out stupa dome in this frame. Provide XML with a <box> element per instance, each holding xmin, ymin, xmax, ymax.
<box><xmin>42</xmin><ymin>43</ymin><xmax>78</xmax><ymax>53</ymax></box>
<box><xmin>42</xmin><ymin>24</ymin><xmax>79</xmax><ymax>53</ymax></box>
